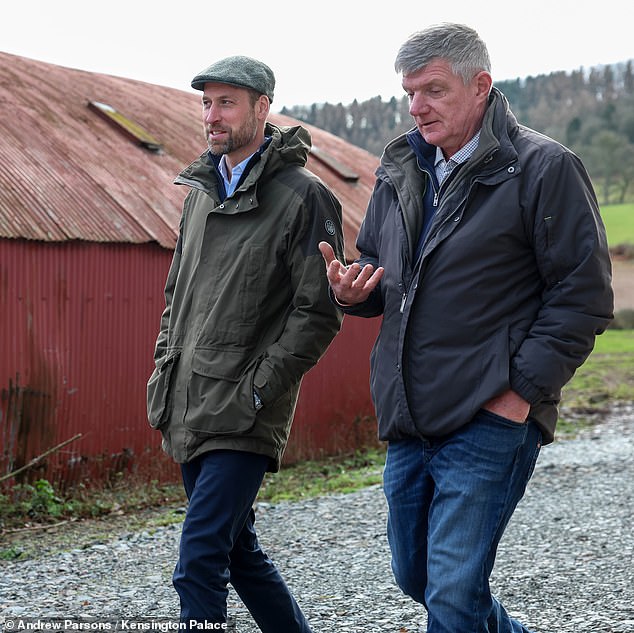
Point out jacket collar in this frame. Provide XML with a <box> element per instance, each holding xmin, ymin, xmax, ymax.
<box><xmin>471</xmin><ymin>87</ymin><xmax>519</xmax><ymax>170</ymax></box>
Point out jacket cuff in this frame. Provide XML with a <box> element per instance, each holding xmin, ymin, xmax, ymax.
<box><xmin>509</xmin><ymin>367</ymin><xmax>544</xmax><ymax>406</ymax></box>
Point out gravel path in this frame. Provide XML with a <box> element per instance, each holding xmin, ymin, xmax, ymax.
<box><xmin>2</xmin><ymin>406</ymin><xmax>633</xmax><ymax>633</ymax></box>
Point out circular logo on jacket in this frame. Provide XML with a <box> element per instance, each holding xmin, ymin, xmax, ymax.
<box><xmin>325</xmin><ymin>219</ymin><xmax>336</xmax><ymax>235</ymax></box>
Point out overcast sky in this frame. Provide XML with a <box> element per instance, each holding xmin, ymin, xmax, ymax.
<box><xmin>2</xmin><ymin>0</ymin><xmax>632</xmax><ymax>111</ymax></box>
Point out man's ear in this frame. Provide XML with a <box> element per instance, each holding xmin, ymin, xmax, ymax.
<box><xmin>474</xmin><ymin>71</ymin><xmax>493</xmax><ymax>98</ymax></box>
<box><xmin>256</xmin><ymin>94</ymin><xmax>271</xmax><ymax>120</ymax></box>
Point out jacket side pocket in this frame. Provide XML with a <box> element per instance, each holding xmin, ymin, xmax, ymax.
<box><xmin>184</xmin><ymin>347</ymin><xmax>257</xmax><ymax>435</ymax></box>
<box><xmin>147</xmin><ymin>350</ymin><xmax>180</xmax><ymax>429</ymax></box>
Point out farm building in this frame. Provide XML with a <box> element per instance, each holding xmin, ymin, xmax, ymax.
<box><xmin>0</xmin><ymin>52</ymin><xmax>381</xmax><ymax>489</ymax></box>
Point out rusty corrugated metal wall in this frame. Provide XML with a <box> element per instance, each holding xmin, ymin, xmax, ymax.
<box><xmin>286</xmin><ymin>315</ymin><xmax>382</xmax><ymax>464</ymax></box>
<box><xmin>1</xmin><ymin>238</ymin><xmax>381</xmax><ymax>489</ymax></box>
<box><xmin>0</xmin><ymin>239</ymin><xmax>179</xmax><ymax>487</ymax></box>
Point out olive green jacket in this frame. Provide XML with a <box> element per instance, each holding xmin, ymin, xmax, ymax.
<box><xmin>147</xmin><ymin>123</ymin><xmax>344</xmax><ymax>470</ymax></box>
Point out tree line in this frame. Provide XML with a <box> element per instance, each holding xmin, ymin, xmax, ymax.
<box><xmin>280</xmin><ymin>60</ymin><xmax>634</xmax><ymax>205</ymax></box>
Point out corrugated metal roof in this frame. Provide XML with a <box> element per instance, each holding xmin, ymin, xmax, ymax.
<box><xmin>0</xmin><ymin>52</ymin><xmax>378</xmax><ymax>260</ymax></box>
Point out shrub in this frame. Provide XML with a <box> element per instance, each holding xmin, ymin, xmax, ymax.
<box><xmin>610</xmin><ymin>243</ymin><xmax>634</xmax><ymax>260</ymax></box>
<box><xmin>610</xmin><ymin>308</ymin><xmax>634</xmax><ymax>330</ymax></box>
<box><xmin>0</xmin><ymin>479</ymin><xmax>71</xmax><ymax>525</ymax></box>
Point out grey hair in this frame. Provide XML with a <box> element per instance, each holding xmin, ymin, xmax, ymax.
<box><xmin>394</xmin><ymin>23</ymin><xmax>491</xmax><ymax>84</ymax></box>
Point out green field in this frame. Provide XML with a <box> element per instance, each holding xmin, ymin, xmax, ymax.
<box><xmin>561</xmin><ymin>328</ymin><xmax>634</xmax><ymax>410</ymax></box>
<box><xmin>601</xmin><ymin>203</ymin><xmax>634</xmax><ymax>246</ymax></box>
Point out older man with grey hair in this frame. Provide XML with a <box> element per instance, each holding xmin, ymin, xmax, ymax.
<box><xmin>320</xmin><ymin>22</ymin><xmax>613</xmax><ymax>633</ymax></box>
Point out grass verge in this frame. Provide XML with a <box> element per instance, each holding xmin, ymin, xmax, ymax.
<box><xmin>0</xmin><ymin>447</ymin><xmax>386</xmax><ymax>560</ymax></box>
<box><xmin>259</xmin><ymin>446</ymin><xmax>385</xmax><ymax>503</ymax></box>
<box><xmin>558</xmin><ymin>328</ymin><xmax>634</xmax><ymax>432</ymax></box>
<box><xmin>0</xmin><ymin>447</ymin><xmax>386</xmax><ymax>532</ymax></box>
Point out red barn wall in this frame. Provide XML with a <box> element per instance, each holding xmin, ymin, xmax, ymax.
<box><xmin>0</xmin><ymin>239</ymin><xmax>380</xmax><ymax>489</ymax></box>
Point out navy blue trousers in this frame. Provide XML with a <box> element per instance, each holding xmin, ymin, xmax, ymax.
<box><xmin>173</xmin><ymin>450</ymin><xmax>312</xmax><ymax>632</ymax></box>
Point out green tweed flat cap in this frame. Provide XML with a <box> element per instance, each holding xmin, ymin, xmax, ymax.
<box><xmin>191</xmin><ymin>55</ymin><xmax>275</xmax><ymax>102</ymax></box>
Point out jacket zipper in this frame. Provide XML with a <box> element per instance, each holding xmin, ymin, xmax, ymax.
<box><xmin>429</xmin><ymin>171</ymin><xmax>440</xmax><ymax>208</ymax></box>
<box><xmin>401</xmin><ymin>169</ymin><xmax>438</xmax><ymax>313</ymax></box>
<box><xmin>400</xmin><ymin>177</ymin><xmax>477</xmax><ymax>314</ymax></box>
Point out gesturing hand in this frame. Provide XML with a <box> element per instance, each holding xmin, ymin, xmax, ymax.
<box><xmin>318</xmin><ymin>242</ymin><xmax>384</xmax><ymax>306</ymax></box>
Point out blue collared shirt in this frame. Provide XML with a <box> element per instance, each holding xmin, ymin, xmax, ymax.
<box><xmin>218</xmin><ymin>153</ymin><xmax>252</xmax><ymax>197</ymax></box>
<box><xmin>215</xmin><ymin>136</ymin><xmax>273</xmax><ymax>198</ymax></box>
<box><xmin>434</xmin><ymin>131</ymin><xmax>481</xmax><ymax>185</ymax></box>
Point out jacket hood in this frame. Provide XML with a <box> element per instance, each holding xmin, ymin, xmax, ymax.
<box><xmin>265</xmin><ymin>122</ymin><xmax>311</xmax><ymax>168</ymax></box>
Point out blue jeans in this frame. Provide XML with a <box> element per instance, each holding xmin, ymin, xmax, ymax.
<box><xmin>383</xmin><ymin>410</ymin><xmax>542</xmax><ymax>633</ymax></box>
<box><xmin>173</xmin><ymin>450</ymin><xmax>313</xmax><ymax>632</ymax></box>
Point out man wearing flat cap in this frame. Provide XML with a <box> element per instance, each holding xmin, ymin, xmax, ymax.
<box><xmin>147</xmin><ymin>55</ymin><xmax>344</xmax><ymax>631</ymax></box>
